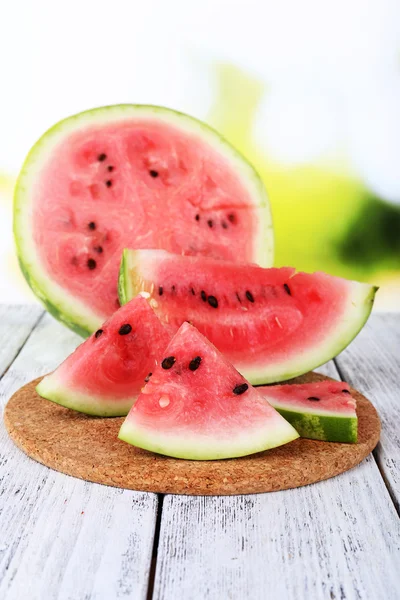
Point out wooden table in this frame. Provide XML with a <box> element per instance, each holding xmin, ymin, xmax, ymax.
<box><xmin>0</xmin><ymin>306</ymin><xmax>399</xmax><ymax>600</ymax></box>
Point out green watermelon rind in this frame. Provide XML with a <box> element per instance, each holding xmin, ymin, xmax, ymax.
<box><xmin>14</xmin><ymin>104</ymin><xmax>273</xmax><ymax>337</ymax></box>
<box><xmin>36</xmin><ymin>375</ymin><xmax>135</xmax><ymax>417</ymax></box>
<box><xmin>118</xmin><ymin>416</ymin><xmax>299</xmax><ymax>460</ymax></box>
<box><xmin>271</xmin><ymin>406</ymin><xmax>358</xmax><ymax>443</ymax></box>
<box><xmin>118</xmin><ymin>248</ymin><xmax>378</xmax><ymax>384</ymax></box>
<box><xmin>118</xmin><ymin>250</ymin><xmax>131</xmax><ymax>307</ymax></box>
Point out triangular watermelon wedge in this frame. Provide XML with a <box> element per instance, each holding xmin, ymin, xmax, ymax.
<box><xmin>36</xmin><ymin>296</ymin><xmax>171</xmax><ymax>416</ymax></box>
<box><xmin>260</xmin><ymin>380</ymin><xmax>357</xmax><ymax>443</ymax></box>
<box><xmin>118</xmin><ymin>322</ymin><xmax>299</xmax><ymax>460</ymax></box>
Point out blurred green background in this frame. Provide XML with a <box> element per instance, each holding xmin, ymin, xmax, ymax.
<box><xmin>209</xmin><ymin>64</ymin><xmax>400</xmax><ymax>288</ymax></box>
<box><xmin>1</xmin><ymin>0</ymin><xmax>399</xmax><ymax>309</ymax></box>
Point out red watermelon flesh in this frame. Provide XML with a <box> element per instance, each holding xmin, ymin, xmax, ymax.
<box><xmin>15</xmin><ymin>106</ymin><xmax>272</xmax><ymax>336</ymax></box>
<box><xmin>260</xmin><ymin>380</ymin><xmax>357</xmax><ymax>442</ymax></box>
<box><xmin>36</xmin><ymin>296</ymin><xmax>171</xmax><ymax>416</ymax></box>
<box><xmin>118</xmin><ymin>322</ymin><xmax>299</xmax><ymax>460</ymax></box>
<box><xmin>119</xmin><ymin>249</ymin><xmax>377</xmax><ymax>384</ymax></box>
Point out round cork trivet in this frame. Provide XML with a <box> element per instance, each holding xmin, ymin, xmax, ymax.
<box><xmin>4</xmin><ymin>373</ymin><xmax>380</xmax><ymax>496</ymax></box>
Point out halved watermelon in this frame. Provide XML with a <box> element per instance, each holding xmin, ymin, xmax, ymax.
<box><xmin>14</xmin><ymin>105</ymin><xmax>273</xmax><ymax>336</ymax></box>
<box><xmin>36</xmin><ymin>296</ymin><xmax>171</xmax><ymax>416</ymax></box>
<box><xmin>119</xmin><ymin>249</ymin><xmax>377</xmax><ymax>384</ymax></box>
<box><xmin>260</xmin><ymin>380</ymin><xmax>357</xmax><ymax>442</ymax></box>
<box><xmin>118</xmin><ymin>322</ymin><xmax>299</xmax><ymax>460</ymax></box>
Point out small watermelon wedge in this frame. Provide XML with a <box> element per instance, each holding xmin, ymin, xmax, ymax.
<box><xmin>118</xmin><ymin>322</ymin><xmax>299</xmax><ymax>460</ymax></box>
<box><xmin>14</xmin><ymin>105</ymin><xmax>273</xmax><ymax>337</ymax></box>
<box><xmin>119</xmin><ymin>249</ymin><xmax>377</xmax><ymax>384</ymax></box>
<box><xmin>260</xmin><ymin>380</ymin><xmax>357</xmax><ymax>443</ymax></box>
<box><xmin>36</xmin><ymin>296</ymin><xmax>171</xmax><ymax>416</ymax></box>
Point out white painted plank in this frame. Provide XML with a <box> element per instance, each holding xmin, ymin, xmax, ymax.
<box><xmin>335</xmin><ymin>314</ymin><xmax>400</xmax><ymax>512</ymax></box>
<box><xmin>154</xmin><ymin>358</ymin><xmax>400</xmax><ymax>600</ymax></box>
<box><xmin>154</xmin><ymin>457</ymin><xmax>400</xmax><ymax>600</ymax></box>
<box><xmin>0</xmin><ymin>312</ymin><xmax>157</xmax><ymax>600</ymax></box>
<box><xmin>0</xmin><ymin>305</ymin><xmax>42</xmax><ymax>376</ymax></box>
<box><xmin>313</xmin><ymin>359</ymin><xmax>340</xmax><ymax>379</ymax></box>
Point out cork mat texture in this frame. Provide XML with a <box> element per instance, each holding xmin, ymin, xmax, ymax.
<box><xmin>4</xmin><ymin>373</ymin><xmax>380</xmax><ymax>496</ymax></box>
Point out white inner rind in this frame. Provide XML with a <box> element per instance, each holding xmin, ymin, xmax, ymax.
<box><xmin>118</xmin><ymin>412</ymin><xmax>299</xmax><ymax>460</ymax></box>
<box><xmin>36</xmin><ymin>372</ymin><xmax>135</xmax><ymax>417</ymax></box>
<box><xmin>264</xmin><ymin>397</ymin><xmax>356</xmax><ymax>418</ymax></box>
<box><xmin>14</xmin><ymin>105</ymin><xmax>273</xmax><ymax>335</ymax></box>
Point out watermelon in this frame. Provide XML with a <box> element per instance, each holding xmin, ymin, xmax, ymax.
<box><xmin>36</xmin><ymin>296</ymin><xmax>171</xmax><ymax>416</ymax></box>
<box><xmin>260</xmin><ymin>380</ymin><xmax>357</xmax><ymax>443</ymax></box>
<box><xmin>119</xmin><ymin>249</ymin><xmax>377</xmax><ymax>384</ymax></box>
<box><xmin>14</xmin><ymin>105</ymin><xmax>273</xmax><ymax>337</ymax></box>
<box><xmin>118</xmin><ymin>322</ymin><xmax>299</xmax><ymax>460</ymax></box>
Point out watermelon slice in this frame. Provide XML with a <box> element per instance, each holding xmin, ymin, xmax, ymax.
<box><xmin>119</xmin><ymin>249</ymin><xmax>377</xmax><ymax>384</ymax></box>
<box><xmin>118</xmin><ymin>322</ymin><xmax>299</xmax><ymax>460</ymax></box>
<box><xmin>260</xmin><ymin>380</ymin><xmax>357</xmax><ymax>442</ymax></box>
<box><xmin>36</xmin><ymin>296</ymin><xmax>171</xmax><ymax>416</ymax></box>
<box><xmin>14</xmin><ymin>105</ymin><xmax>273</xmax><ymax>336</ymax></box>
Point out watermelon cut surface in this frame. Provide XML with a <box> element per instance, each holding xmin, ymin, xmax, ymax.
<box><xmin>120</xmin><ymin>249</ymin><xmax>377</xmax><ymax>384</ymax></box>
<box><xmin>119</xmin><ymin>322</ymin><xmax>299</xmax><ymax>460</ymax></box>
<box><xmin>14</xmin><ymin>105</ymin><xmax>273</xmax><ymax>336</ymax></box>
<box><xmin>260</xmin><ymin>380</ymin><xmax>357</xmax><ymax>442</ymax></box>
<box><xmin>36</xmin><ymin>296</ymin><xmax>171</xmax><ymax>416</ymax></box>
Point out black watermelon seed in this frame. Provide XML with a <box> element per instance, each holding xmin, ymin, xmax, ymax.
<box><xmin>195</xmin><ymin>214</ymin><xmax>200</xmax><ymax>221</ymax></box>
<box><xmin>87</xmin><ymin>258</ymin><xmax>96</xmax><ymax>270</ymax></box>
<box><xmin>228</xmin><ymin>213</ymin><xmax>236</xmax><ymax>223</ymax></box>
<box><xmin>118</xmin><ymin>323</ymin><xmax>132</xmax><ymax>335</ymax></box>
<box><xmin>149</xmin><ymin>170</ymin><xmax>159</xmax><ymax>178</ymax></box>
<box><xmin>342</xmin><ymin>389</ymin><xmax>351</xmax><ymax>394</ymax></box>
<box><xmin>191</xmin><ymin>287</ymin><xmax>195</xmax><ymax>295</ymax></box>
<box><xmin>107</xmin><ymin>165</ymin><xmax>114</xmax><ymax>172</ymax></box>
<box><xmin>236</xmin><ymin>292</ymin><xmax>241</xmax><ymax>303</ymax></box>
<box><xmin>98</xmin><ymin>153</ymin><xmax>107</xmax><ymax>161</ymax></box>
<box><xmin>172</xmin><ymin>285</ymin><xmax>176</xmax><ymax>293</ymax></box>
<box><xmin>189</xmin><ymin>356</ymin><xmax>202</xmax><ymax>371</ymax></box>
<box><xmin>222</xmin><ymin>221</ymin><xmax>228</xmax><ymax>229</ymax></box>
<box><xmin>284</xmin><ymin>283</ymin><xmax>291</xmax><ymax>296</ymax></box>
<box><xmin>94</xmin><ymin>329</ymin><xmax>103</xmax><ymax>338</ymax></box>
<box><xmin>245</xmin><ymin>290</ymin><xmax>254</xmax><ymax>303</ymax></box>
<box><xmin>162</xmin><ymin>356</ymin><xmax>176</xmax><ymax>369</ymax></box>
<box><xmin>233</xmin><ymin>383</ymin><xmax>249</xmax><ymax>395</ymax></box>
<box><xmin>201</xmin><ymin>290</ymin><xmax>207</xmax><ymax>302</ymax></box>
<box><xmin>158</xmin><ymin>286</ymin><xmax>163</xmax><ymax>296</ymax></box>
<box><xmin>307</xmin><ymin>396</ymin><xmax>320</xmax><ymax>402</ymax></box>
<box><xmin>94</xmin><ymin>245</ymin><xmax>103</xmax><ymax>253</ymax></box>
<box><xmin>207</xmin><ymin>219</ymin><xmax>213</xmax><ymax>228</ymax></box>
<box><xmin>88</xmin><ymin>221</ymin><xmax>96</xmax><ymax>230</ymax></box>
<box><xmin>105</xmin><ymin>180</ymin><xmax>112</xmax><ymax>187</ymax></box>
<box><xmin>208</xmin><ymin>295</ymin><xmax>218</xmax><ymax>308</ymax></box>
<box><xmin>144</xmin><ymin>372</ymin><xmax>152</xmax><ymax>383</ymax></box>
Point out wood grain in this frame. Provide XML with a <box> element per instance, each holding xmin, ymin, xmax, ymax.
<box><xmin>1</xmin><ymin>309</ymin><xmax>399</xmax><ymax>600</ymax></box>
<box><xmin>154</xmin><ymin>456</ymin><xmax>400</xmax><ymax>600</ymax></box>
<box><xmin>153</xmin><ymin>361</ymin><xmax>400</xmax><ymax>600</ymax></box>
<box><xmin>0</xmin><ymin>313</ymin><xmax>157</xmax><ymax>600</ymax></box>
<box><xmin>335</xmin><ymin>314</ymin><xmax>400</xmax><ymax>512</ymax></box>
<box><xmin>5</xmin><ymin>372</ymin><xmax>379</xmax><ymax>496</ymax></box>
<box><xmin>0</xmin><ymin>305</ymin><xmax>42</xmax><ymax>377</ymax></box>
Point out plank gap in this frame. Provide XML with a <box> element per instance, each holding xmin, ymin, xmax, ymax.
<box><xmin>332</xmin><ymin>357</ymin><xmax>346</xmax><ymax>385</ymax></box>
<box><xmin>372</xmin><ymin>446</ymin><xmax>400</xmax><ymax>517</ymax></box>
<box><xmin>146</xmin><ymin>494</ymin><xmax>165</xmax><ymax>600</ymax></box>
<box><xmin>0</xmin><ymin>309</ymin><xmax>44</xmax><ymax>381</ymax></box>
